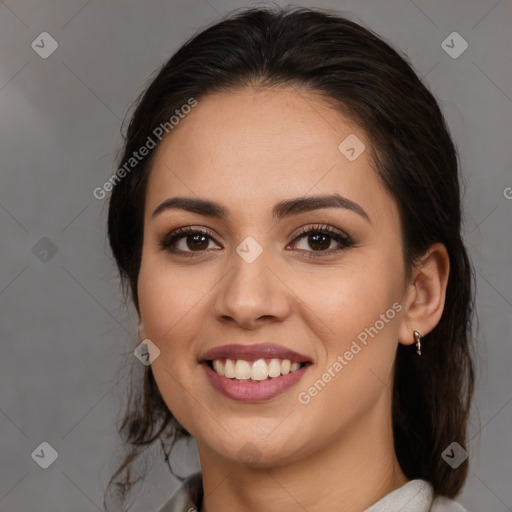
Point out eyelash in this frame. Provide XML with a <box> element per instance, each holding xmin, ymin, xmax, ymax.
<box><xmin>158</xmin><ymin>224</ymin><xmax>354</xmax><ymax>259</ymax></box>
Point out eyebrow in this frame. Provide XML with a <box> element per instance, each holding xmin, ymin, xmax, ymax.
<box><xmin>151</xmin><ymin>193</ymin><xmax>371</xmax><ymax>224</ymax></box>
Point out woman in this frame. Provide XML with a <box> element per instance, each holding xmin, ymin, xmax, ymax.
<box><xmin>105</xmin><ymin>6</ymin><xmax>475</xmax><ymax>512</ymax></box>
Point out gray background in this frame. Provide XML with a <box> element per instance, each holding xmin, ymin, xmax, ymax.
<box><xmin>1</xmin><ymin>0</ymin><xmax>511</xmax><ymax>510</ymax></box>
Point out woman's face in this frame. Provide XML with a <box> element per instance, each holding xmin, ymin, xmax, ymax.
<box><xmin>138</xmin><ymin>87</ymin><xmax>410</xmax><ymax>467</ymax></box>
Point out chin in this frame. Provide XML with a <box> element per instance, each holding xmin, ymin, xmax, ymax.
<box><xmin>197</xmin><ymin>427</ymin><xmax>312</xmax><ymax>469</ymax></box>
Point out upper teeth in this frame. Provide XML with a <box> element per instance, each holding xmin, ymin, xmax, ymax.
<box><xmin>212</xmin><ymin>359</ymin><xmax>302</xmax><ymax>381</ymax></box>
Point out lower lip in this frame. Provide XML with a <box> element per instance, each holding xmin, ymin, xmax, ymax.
<box><xmin>201</xmin><ymin>362</ymin><xmax>310</xmax><ymax>402</ymax></box>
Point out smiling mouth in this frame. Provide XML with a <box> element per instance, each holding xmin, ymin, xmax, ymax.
<box><xmin>206</xmin><ymin>358</ymin><xmax>309</xmax><ymax>381</ymax></box>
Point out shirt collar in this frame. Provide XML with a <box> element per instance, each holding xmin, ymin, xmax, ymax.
<box><xmin>158</xmin><ymin>473</ymin><xmax>436</xmax><ymax>512</ymax></box>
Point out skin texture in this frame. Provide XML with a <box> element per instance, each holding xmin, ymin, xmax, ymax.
<box><xmin>137</xmin><ymin>87</ymin><xmax>450</xmax><ymax>512</ymax></box>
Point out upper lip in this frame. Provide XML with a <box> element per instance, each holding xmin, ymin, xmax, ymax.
<box><xmin>199</xmin><ymin>343</ymin><xmax>312</xmax><ymax>363</ymax></box>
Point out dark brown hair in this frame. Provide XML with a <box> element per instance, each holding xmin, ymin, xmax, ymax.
<box><xmin>105</xmin><ymin>5</ymin><xmax>475</xmax><ymax>509</ymax></box>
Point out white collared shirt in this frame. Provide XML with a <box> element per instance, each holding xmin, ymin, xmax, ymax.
<box><xmin>158</xmin><ymin>473</ymin><xmax>470</xmax><ymax>512</ymax></box>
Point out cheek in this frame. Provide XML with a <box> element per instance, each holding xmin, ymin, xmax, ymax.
<box><xmin>137</xmin><ymin>256</ymin><xmax>206</xmax><ymax>355</ymax></box>
<box><xmin>305</xmin><ymin>261</ymin><xmax>403</xmax><ymax>347</ymax></box>
<box><xmin>137</xmin><ymin>260</ymin><xmax>206</xmax><ymax>429</ymax></box>
<box><xmin>296</xmin><ymin>267</ymin><xmax>402</xmax><ymax>429</ymax></box>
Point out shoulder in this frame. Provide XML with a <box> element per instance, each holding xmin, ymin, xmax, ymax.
<box><xmin>158</xmin><ymin>472</ymin><xmax>202</xmax><ymax>512</ymax></box>
<box><xmin>431</xmin><ymin>495</ymin><xmax>470</xmax><ymax>512</ymax></box>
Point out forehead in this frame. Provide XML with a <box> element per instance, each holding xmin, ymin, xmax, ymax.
<box><xmin>145</xmin><ymin>87</ymin><xmax>396</xmax><ymax>224</ymax></box>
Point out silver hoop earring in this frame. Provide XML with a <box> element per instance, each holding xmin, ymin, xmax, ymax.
<box><xmin>413</xmin><ymin>331</ymin><xmax>422</xmax><ymax>356</ymax></box>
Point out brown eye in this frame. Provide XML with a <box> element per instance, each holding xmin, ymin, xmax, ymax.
<box><xmin>160</xmin><ymin>224</ymin><xmax>354</xmax><ymax>259</ymax></box>
<box><xmin>290</xmin><ymin>225</ymin><xmax>353</xmax><ymax>256</ymax></box>
<box><xmin>159</xmin><ymin>227</ymin><xmax>221</xmax><ymax>255</ymax></box>
<box><xmin>184</xmin><ymin>233</ymin><xmax>209</xmax><ymax>251</ymax></box>
<box><xmin>305</xmin><ymin>233</ymin><xmax>332</xmax><ymax>251</ymax></box>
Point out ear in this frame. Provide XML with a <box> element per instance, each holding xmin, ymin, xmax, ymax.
<box><xmin>398</xmin><ymin>243</ymin><xmax>450</xmax><ymax>346</ymax></box>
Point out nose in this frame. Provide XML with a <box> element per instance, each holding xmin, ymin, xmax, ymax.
<box><xmin>212</xmin><ymin>247</ymin><xmax>292</xmax><ymax>329</ymax></box>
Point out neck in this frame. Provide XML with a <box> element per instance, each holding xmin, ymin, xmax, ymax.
<box><xmin>198</xmin><ymin>394</ymin><xmax>409</xmax><ymax>512</ymax></box>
